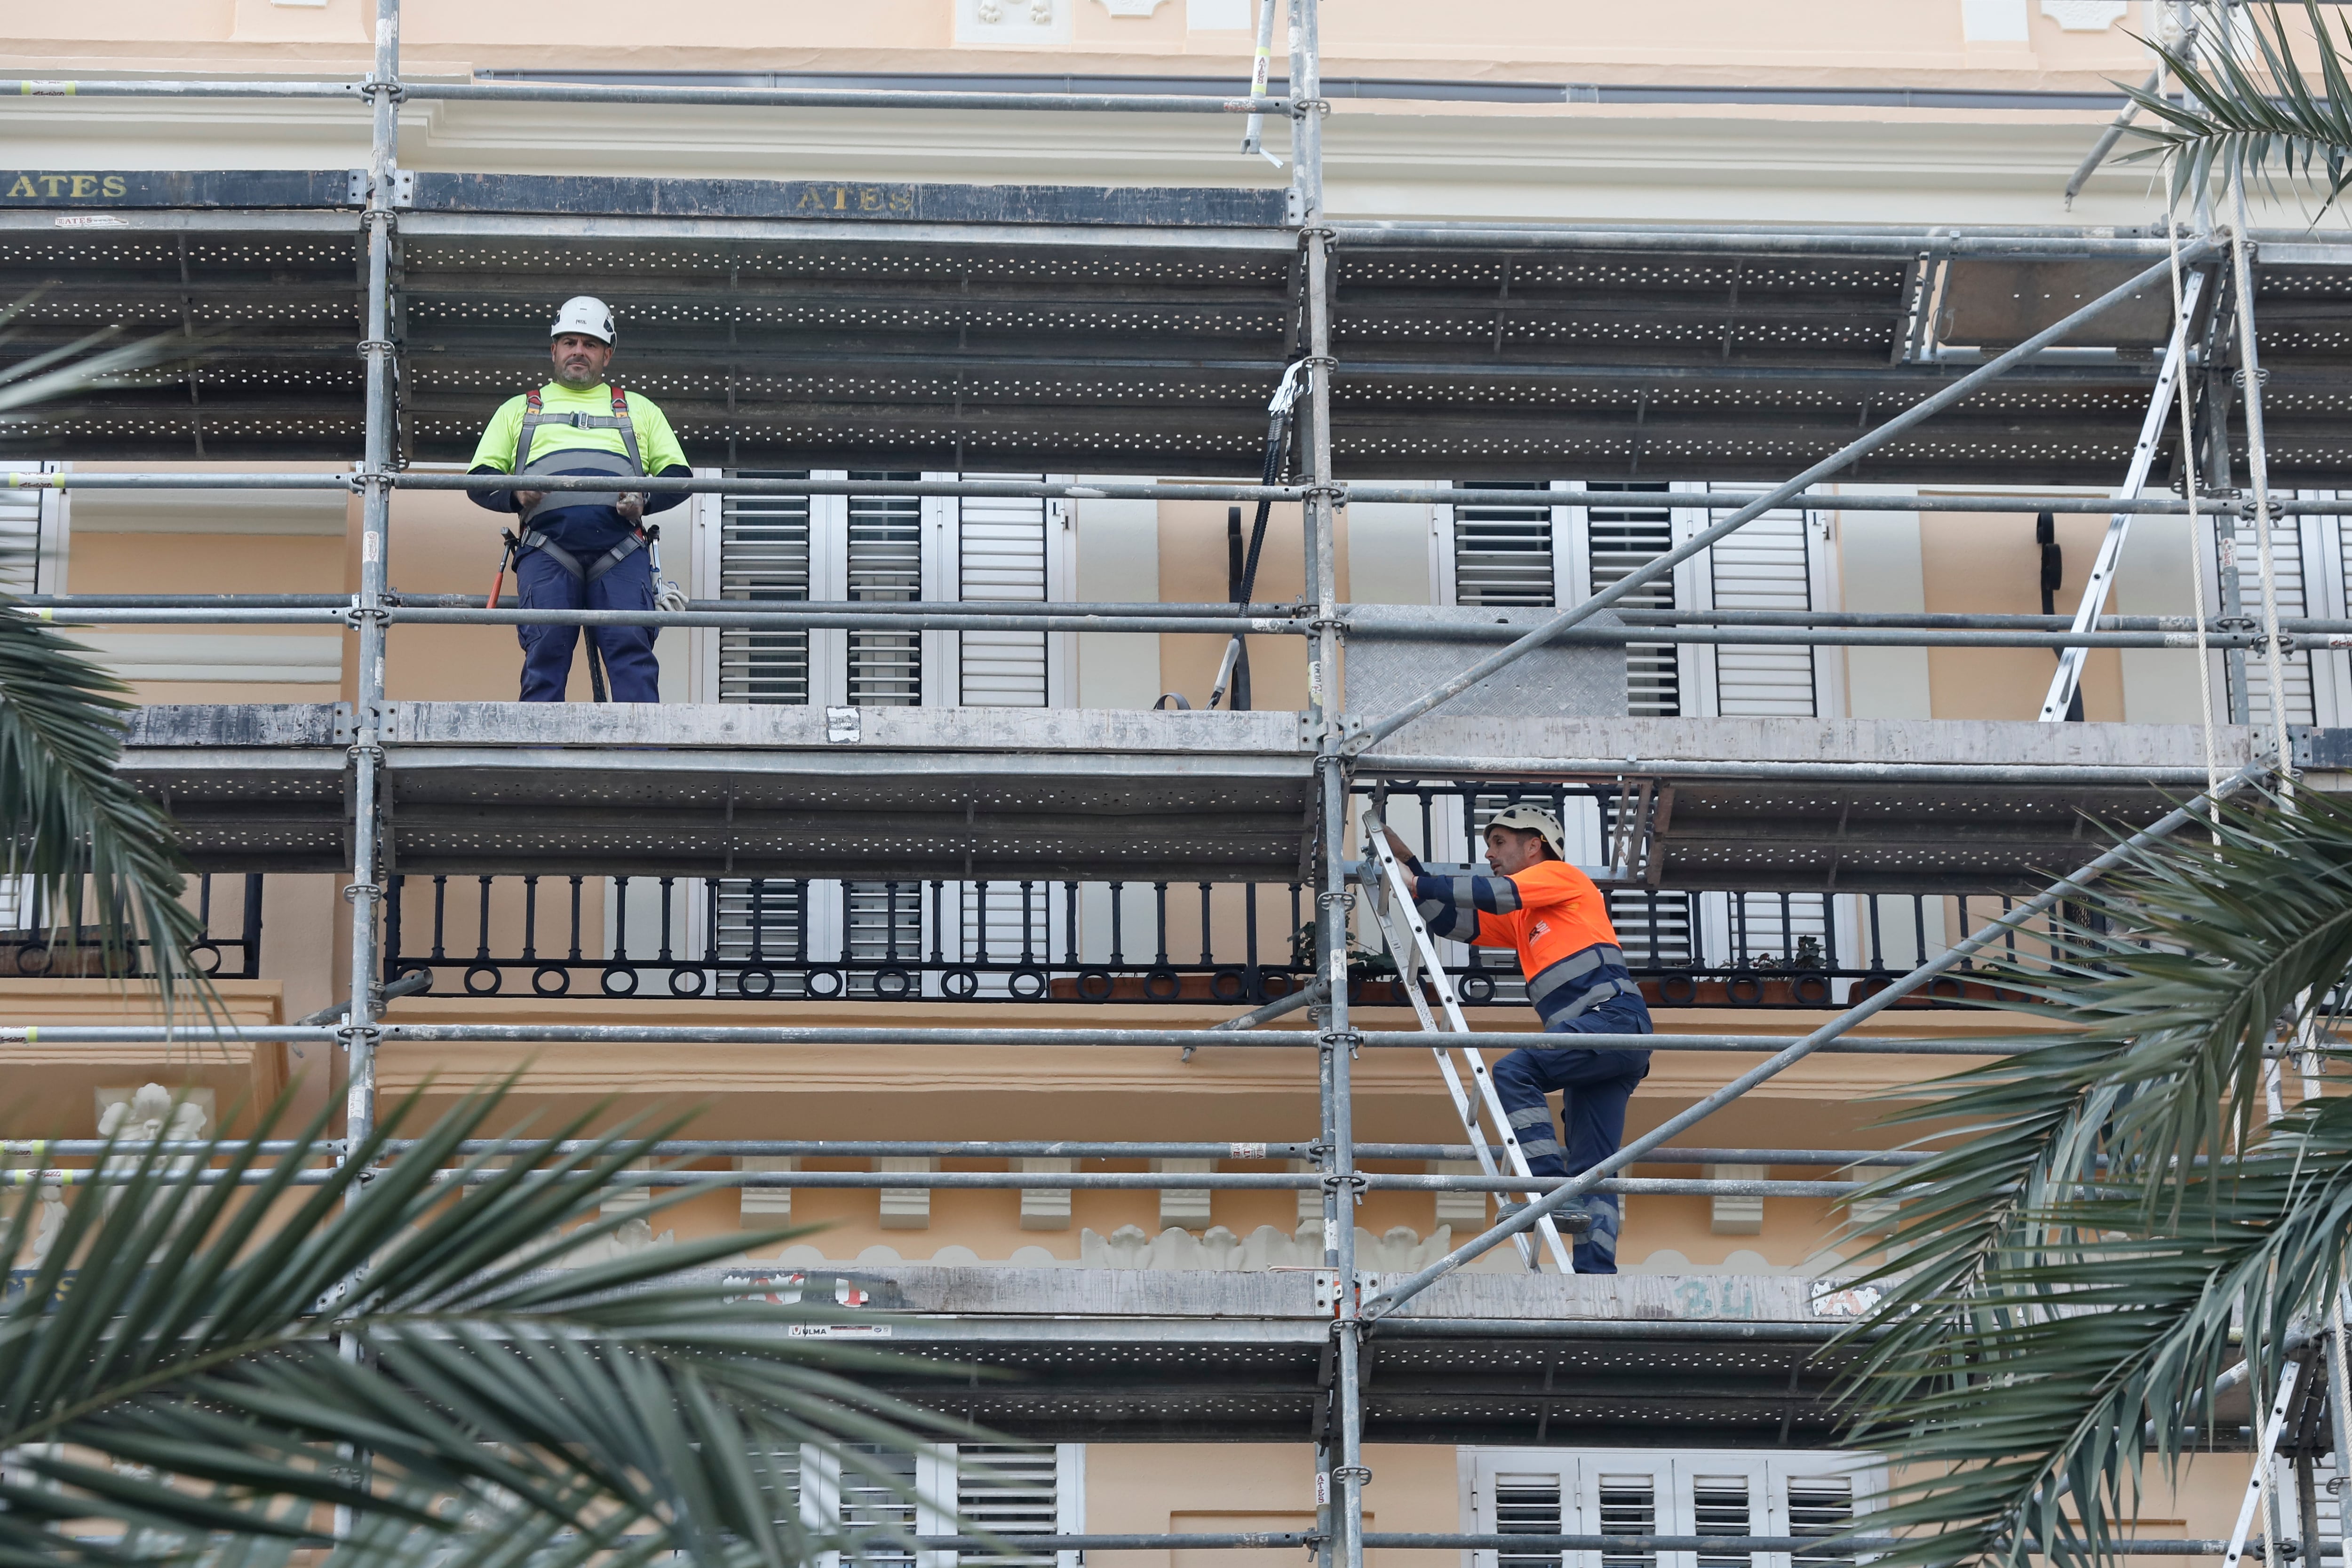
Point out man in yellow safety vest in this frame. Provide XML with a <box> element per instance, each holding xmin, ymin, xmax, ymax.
<box><xmin>467</xmin><ymin>295</ymin><xmax>692</xmax><ymax>701</ymax></box>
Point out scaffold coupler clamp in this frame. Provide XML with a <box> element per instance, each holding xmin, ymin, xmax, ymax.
<box><xmin>1319</xmin><ymin>1028</ymin><xmax>1363</xmax><ymax>1062</ymax></box>
<box><xmin>1331</xmin><ymin>1465</ymin><xmax>1372</xmax><ymax>1486</ymax></box>
<box><xmin>2237</xmin><ymin>492</ymin><xmax>2284</xmax><ymax>521</ymax></box>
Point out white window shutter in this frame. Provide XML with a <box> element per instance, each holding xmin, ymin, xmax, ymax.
<box><xmin>2301</xmin><ymin>492</ymin><xmax>2352</xmax><ymax>726</ymax></box>
<box><xmin>951</xmin><ymin>1444</ymin><xmax>1079</xmax><ymax>1568</ymax></box>
<box><xmin>0</xmin><ymin>463</ymin><xmax>61</xmax><ymax>596</ymax></box>
<box><xmin>1467</xmin><ymin>1451</ymin><xmax>1574</xmax><ymax>1568</ymax></box>
<box><xmin>717</xmin><ymin>471</ymin><xmax>815</xmax><ymax>706</ymax></box>
<box><xmin>1703</xmin><ymin>506</ymin><xmax>1819</xmax><ymax>719</ymax></box>
<box><xmin>955</xmin><ymin>479</ymin><xmax>1051</xmax><ymax>708</ymax></box>
<box><xmin>1470</xmin><ymin>1449</ymin><xmax>1879</xmax><ymax>1568</ymax></box>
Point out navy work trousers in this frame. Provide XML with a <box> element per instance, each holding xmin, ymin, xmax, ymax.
<box><xmin>1489</xmin><ymin>992</ymin><xmax>1653</xmax><ymax>1273</ymax></box>
<box><xmin>515</xmin><ymin>541</ymin><xmax>660</xmax><ymax>703</ymax></box>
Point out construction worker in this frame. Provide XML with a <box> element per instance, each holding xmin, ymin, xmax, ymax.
<box><xmin>468</xmin><ymin>296</ymin><xmax>691</xmax><ymax>702</ymax></box>
<box><xmin>1383</xmin><ymin>806</ymin><xmax>1653</xmax><ymax>1273</ymax></box>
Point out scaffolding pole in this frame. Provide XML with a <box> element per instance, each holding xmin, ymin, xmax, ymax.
<box><xmin>32</xmin><ymin>465</ymin><xmax>2352</xmax><ymax>517</ymax></box>
<box><xmin>342</xmin><ymin>0</ymin><xmax>397</xmax><ymax>1157</ymax></box>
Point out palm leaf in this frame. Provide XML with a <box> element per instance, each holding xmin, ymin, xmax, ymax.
<box><xmin>0</xmin><ymin>294</ymin><xmax>203</xmax><ymax>1004</ymax></box>
<box><xmin>0</xmin><ymin>604</ymin><xmax>204</xmax><ymax>1004</ymax></box>
<box><xmin>1831</xmin><ymin>789</ymin><xmax>2352</xmax><ymax>1568</ymax></box>
<box><xmin>2116</xmin><ymin>1</ymin><xmax>2352</xmax><ymax>215</ymax></box>
<box><xmin>0</xmin><ymin>1081</ymin><xmax>985</xmax><ymax>1568</ymax></box>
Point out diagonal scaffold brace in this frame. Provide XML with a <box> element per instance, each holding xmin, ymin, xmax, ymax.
<box><xmin>1356</xmin><ymin>757</ymin><xmax>2271</xmax><ymax>1322</ymax></box>
<box><xmin>1341</xmin><ymin>238</ymin><xmax>2224</xmax><ymax>759</ymax></box>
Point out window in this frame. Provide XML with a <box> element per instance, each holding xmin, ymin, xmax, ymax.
<box><xmin>703</xmin><ymin>472</ymin><xmax>1073</xmax><ymax>994</ymax></box>
<box><xmin>787</xmin><ymin>1443</ymin><xmax>1081</xmax><ymax>1568</ymax></box>
<box><xmin>1466</xmin><ymin>1449</ymin><xmax>1881</xmax><ymax>1568</ymax></box>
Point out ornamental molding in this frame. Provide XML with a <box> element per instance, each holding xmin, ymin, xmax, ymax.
<box><xmin>2041</xmin><ymin>0</ymin><xmax>2128</xmax><ymax>29</ymax></box>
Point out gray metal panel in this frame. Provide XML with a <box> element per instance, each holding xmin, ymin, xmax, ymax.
<box><xmin>1344</xmin><ymin>607</ymin><xmax>1628</xmax><ymax>730</ymax></box>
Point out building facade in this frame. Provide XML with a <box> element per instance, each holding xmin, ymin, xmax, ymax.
<box><xmin>0</xmin><ymin>0</ymin><xmax>2329</xmax><ymax>1560</ymax></box>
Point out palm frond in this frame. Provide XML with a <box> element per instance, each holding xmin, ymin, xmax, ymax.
<box><xmin>1832</xmin><ymin>789</ymin><xmax>2352</xmax><ymax>1568</ymax></box>
<box><xmin>0</xmin><ymin>603</ymin><xmax>204</xmax><ymax>1004</ymax></box>
<box><xmin>2118</xmin><ymin>1</ymin><xmax>2352</xmax><ymax>215</ymax></box>
<box><xmin>0</xmin><ymin>1082</ymin><xmax>982</xmax><ymax>1568</ymax></box>
<box><xmin>0</xmin><ymin>292</ymin><xmax>203</xmax><ymax>1004</ymax></box>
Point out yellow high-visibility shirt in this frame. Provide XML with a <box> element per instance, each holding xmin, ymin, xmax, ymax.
<box><xmin>468</xmin><ymin>382</ymin><xmax>689</xmax><ymax>474</ymax></box>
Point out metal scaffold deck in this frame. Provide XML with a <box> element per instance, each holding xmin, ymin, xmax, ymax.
<box><xmin>1</xmin><ymin>0</ymin><xmax>2342</xmax><ymax>1559</ymax></box>
<box><xmin>121</xmin><ymin>702</ymin><xmax>2273</xmax><ymax>889</ymax></box>
<box><xmin>692</xmin><ymin>1266</ymin><xmax>1870</xmax><ymax>1447</ymax></box>
<box><xmin>8</xmin><ymin>172</ymin><xmax>2352</xmax><ymax>481</ymax></box>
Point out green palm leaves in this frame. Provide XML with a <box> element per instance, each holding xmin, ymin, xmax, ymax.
<box><xmin>1</xmin><ymin>1086</ymin><xmax>970</xmax><ymax>1568</ymax></box>
<box><xmin>1835</xmin><ymin>789</ymin><xmax>2352</xmax><ymax>1568</ymax></box>
<box><xmin>2122</xmin><ymin>1</ymin><xmax>2352</xmax><ymax>213</ymax></box>
<box><xmin>3</xmin><ymin>297</ymin><xmax>202</xmax><ymax>998</ymax></box>
<box><xmin>0</xmin><ymin>605</ymin><xmax>203</xmax><ymax>1000</ymax></box>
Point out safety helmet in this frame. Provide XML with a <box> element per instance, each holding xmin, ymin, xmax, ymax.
<box><xmin>1486</xmin><ymin>804</ymin><xmax>1566</xmax><ymax>862</ymax></box>
<box><xmin>549</xmin><ymin>295</ymin><xmax>616</xmax><ymax>345</ymax></box>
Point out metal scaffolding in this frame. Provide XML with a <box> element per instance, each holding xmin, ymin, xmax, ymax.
<box><xmin>6</xmin><ymin>0</ymin><xmax>2348</xmax><ymax>1557</ymax></box>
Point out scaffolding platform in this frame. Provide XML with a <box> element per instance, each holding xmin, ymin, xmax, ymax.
<box><xmin>121</xmin><ymin>703</ymin><xmax>2267</xmax><ymax>889</ymax></box>
<box><xmin>12</xmin><ymin>179</ymin><xmax>2352</xmax><ymax>483</ymax></box>
<box><xmin>702</xmin><ymin>1264</ymin><xmax>1869</xmax><ymax>1445</ymax></box>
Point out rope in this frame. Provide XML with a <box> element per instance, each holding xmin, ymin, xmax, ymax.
<box><xmin>2230</xmin><ymin>165</ymin><xmax>2296</xmax><ymax>784</ymax></box>
<box><xmin>2168</xmin><ymin>211</ymin><xmax>2223</xmax><ymax>796</ymax></box>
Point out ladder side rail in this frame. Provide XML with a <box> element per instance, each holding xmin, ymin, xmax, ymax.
<box><xmin>1367</xmin><ymin>826</ymin><xmax>1575</xmax><ymax>1272</ymax></box>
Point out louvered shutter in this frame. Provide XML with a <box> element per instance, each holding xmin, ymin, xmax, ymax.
<box><xmin>1470</xmin><ymin>1449</ymin><xmax>1877</xmax><ymax>1568</ymax></box>
<box><xmin>847</xmin><ymin>478</ymin><xmax>925</xmax><ymax>707</ymax></box>
<box><xmin>951</xmin><ymin>1444</ymin><xmax>1080</xmax><ymax>1568</ymax></box>
<box><xmin>957</xmin><ymin>483</ymin><xmax>1049</xmax><ymax>707</ymax></box>
<box><xmin>1451</xmin><ymin>483</ymin><xmax>1557</xmax><ymax>606</ymax></box>
<box><xmin>715</xmin><ymin>475</ymin><xmax>819</xmax><ymax>985</ymax></box>
<box><xmin>1706</xmin><ymin>509</ymin><xmax>1818</xmax><ymax>718</ymax></box>
<box><xmin>1584</xmin><ymin>485</ymin><xmax>1683</xmax><ymax>719</ymax></box>
<box><xmin>718</xmin><ymin>474</ymin><xmax>813</xmax><ymax>705</ymax></box>
<box><xmin>1493</xmin><ymin>1470</ymin><xmax>1567</xmax><ymax>1568</ymax></box>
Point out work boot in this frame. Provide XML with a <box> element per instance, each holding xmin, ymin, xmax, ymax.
<box><xmin>1498</xmin><ymin>1198</ymin><xmax>1594</xmax><ymax>1235</ymax></box>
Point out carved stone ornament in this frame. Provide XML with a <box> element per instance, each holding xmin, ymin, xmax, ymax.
<box><xmin>2041</xmin><ymin>0</ymin><xmax>2128</xmax><ymax>29</ymax></box>
<box><xmin>1094</xmin><ymin>0</ymin><xmax>1170</xmax><ymax>14</ymax></box>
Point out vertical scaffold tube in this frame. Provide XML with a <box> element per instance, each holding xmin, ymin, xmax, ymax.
<box><xmin>345</xmin><ymin>0</ymin><xmax>399</xmax><ymax>1148</ymax></box>
<box><xmin>1290</xmin><ymin>5</ymin><xmax>1363</xmax><ymax>1568</ymax></box>
<box><xmin>2230</xmin><ymin>167</ymin><xmax>2292</xmax><ymax>775</ymax></box>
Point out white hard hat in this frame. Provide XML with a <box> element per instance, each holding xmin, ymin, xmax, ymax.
<box><xmin>550</xmin><ymin>296</ymin><xmax>615</xmax><ymax>345</ymax></box>
<box><xmin>1486</xmin><ymin>804</ymin><xmax>1566</xmax><ymax>862</ymax></box>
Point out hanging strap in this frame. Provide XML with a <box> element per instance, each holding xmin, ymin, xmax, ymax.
<box><xmin>516</xmin><ymin>526</ymin><xmax>649</xmax><ymax>584</ymax></box>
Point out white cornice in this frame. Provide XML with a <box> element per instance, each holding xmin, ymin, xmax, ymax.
<box><xmin>0</xmin><ymin>94</ymin><xmax>2325</xmax><ymax>230</ymax></box>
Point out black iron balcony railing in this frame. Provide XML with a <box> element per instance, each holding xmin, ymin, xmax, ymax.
<box><xmin>0</xmin><ymin>872</ymin><xmax>263</xmax><ymax>981</ymax></box>
<box><xmin>379</xmin><ymin>871</ymin><xmax>2042</xmax><ymax>1009</ymax></box>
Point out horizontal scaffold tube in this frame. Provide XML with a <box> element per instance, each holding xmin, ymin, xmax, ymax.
<box><xmin>21</xmin><ymin>604</ymin><xmax>2267</xmax><ymax>646</ymax></box>
<box><xmin>0</xmin><ymin>1023</ymin><xmax>2058</xmax><ymax>1053</ymax></box>
<box><xmin>1359</xmin><ymin>756</ymin><xmax>2229</xmax><ymax>785</ymax></box>
<box><xmin>0</xmin><ymin>1136</ymin><xmax>1931</xmax><ymax>1167</ymax></box>
<box><xmin>22</xmin><ymin>595</ymin><xmax>1301</xmax><ymax>618</ymax></box>
<box><xmin>0</xmin><ymin>1166</ymin><xmax>1870</xmax><ymax>1196</ymax></box>
<box><xmin>1324</xmin><ymin>222</ymin><xmax>2248</xmax><ymax>260</ymax></box>
<box><xmin>25</xmin><ymin>468</ymin><xmax>2352</xmax><ymax>517</ymax></box>
<box><xmin>0</xmin><ymin>78</ymin><xmax>1288</xmax><ymax>113</ymax></box>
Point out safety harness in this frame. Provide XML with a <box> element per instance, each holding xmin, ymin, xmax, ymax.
<box><xmin>511</xmin><ymin>384</ymin><xmax>651</xmax><ymax>581</ymax></box>
<box><xmin>1525</xmin><ymin>942</ymin><xmax>1646</xmax><ymax>1027</ymax></box>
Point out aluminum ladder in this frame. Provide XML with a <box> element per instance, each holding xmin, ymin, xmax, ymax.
<box><xmin>1361</xmin><ymin>817</ymin><xmax>1576</xmax><ymax>1273</ymax></box>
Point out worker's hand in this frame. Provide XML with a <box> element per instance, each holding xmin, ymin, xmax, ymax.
<box><xmin>617</xmin><ymin>493</ymin><xmax>645</xmax><ymax>526</ymax></box>
<box><xmin>512</xmin><ymin>489</ymin><xmax>543</xmax><ymax>514</ymax></box>
<box><xmin>1382</xmin><ymin>826</ymin><xmax>1416</xmax><ymax>865</ymax></box>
